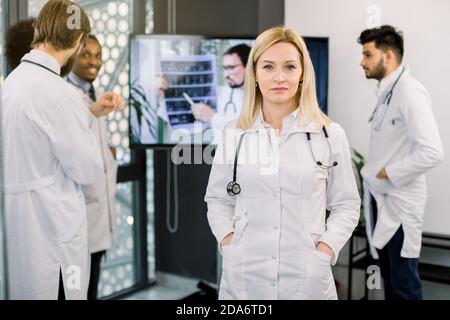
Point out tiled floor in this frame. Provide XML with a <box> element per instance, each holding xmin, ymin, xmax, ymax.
<box><xmin>124</xmin><ymin>269</ymin><xmax>450</xmax><ymax>300</ymax></box>
<box><xmin>124</xmin><ymin>272</ymin><xmax>217</xmax><ymax>300</ymax></box>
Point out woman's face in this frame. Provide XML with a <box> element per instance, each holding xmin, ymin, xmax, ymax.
<box><xmin>255</xmin><ymin>42</ymin><xmax>303</xmax><ymax>107</ymax></box>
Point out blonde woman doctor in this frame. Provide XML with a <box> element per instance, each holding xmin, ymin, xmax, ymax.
<box><xmin>205</xmin><ymin>27</ymin><xmax>360</xmax><ymax>300</ymax></box>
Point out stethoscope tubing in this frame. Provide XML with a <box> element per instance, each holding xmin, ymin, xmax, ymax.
<box><xmin>227</xmin><ymin>127</ymin><xmax>337</xmax><ymax>196</ymax></box>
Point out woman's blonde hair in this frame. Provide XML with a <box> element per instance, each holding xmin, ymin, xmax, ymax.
<box><xmin>237</xmin><ymin>27</ymin><xmax>331</xmax><ymax>130</ymax></box>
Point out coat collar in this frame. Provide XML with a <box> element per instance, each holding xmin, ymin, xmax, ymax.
<box><xmin>250</xmin><ymin>105</ymin><xmax>322</xmax><ymax>133</ymax></box>
<box><xmin>376</xmin><ymin>64</ymin><xmax>409</xmax><ymax>98</ymax></box>
<box><xmin>21</xmin><ymin>49</ymin><xmax>61</xmax><ymax>76</ymax></box>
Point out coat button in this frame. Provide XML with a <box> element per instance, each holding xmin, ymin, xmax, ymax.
<box><xmin>271</xmin><ymin>282</ymin><xmax>277</xmax><ymax>287</ymax></box>
<box><xmin>273</xmin><ymin>193</ymin><xmax>278</xmax><ymax>199</ymax></box>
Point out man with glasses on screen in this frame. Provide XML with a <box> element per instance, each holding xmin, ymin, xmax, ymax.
<box><xmin>191</xmin><ymin>44</ymin><xmax>251</xmax><ymax>142</ymax></box>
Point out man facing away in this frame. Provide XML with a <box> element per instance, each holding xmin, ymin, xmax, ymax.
<box><xmin>1</xmin><ymin>0</ymin><xmax>123</xmax><ymax>300</ymax></box>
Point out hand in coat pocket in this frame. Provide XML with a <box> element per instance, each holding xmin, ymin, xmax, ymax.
<box><xmin>221</xmin><ymin>232</ymin><xmax>234</xmax><ymax>247</ymax></box>
<box><xmin>316</xmin><ymin>241</ymin><xmax>334</xmax><ymax>257</ymax></box>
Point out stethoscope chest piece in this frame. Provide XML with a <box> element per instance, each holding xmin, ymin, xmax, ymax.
<box><xmin>227</xmin><ymin>181</ymin><xmax>241</xmax><ymax>196</ymax></box>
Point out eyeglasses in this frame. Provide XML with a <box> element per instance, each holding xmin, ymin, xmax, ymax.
<box><xmin>223</xmin><ymin>64</ymin><xmax>243</xmax><ymax>71</ymax></box>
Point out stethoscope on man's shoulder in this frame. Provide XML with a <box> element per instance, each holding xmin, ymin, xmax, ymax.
<box><xmin>226</xmin><ymin>126</ymin><xmax>339</xmax><ymax>196</ymax></box>
<box><xmin>368</xmin><ymin>66</ymin><xmax>406</xmax><ymax>132</ymax></box>
<box><xmin>21</xmin><ymin>59</ymin><xmax>61</xmax><ymax>77</ymax></box>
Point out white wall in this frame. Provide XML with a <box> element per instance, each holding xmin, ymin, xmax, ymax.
<box><xmin>286</xmin><ymin>0</ymin><xmax>450</xmax><ymax>236</ymax></box>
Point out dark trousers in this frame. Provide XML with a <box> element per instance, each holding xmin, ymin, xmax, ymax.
<box><xmin>371</xmin><ymin>195</ymin><xmax>423</xmax><ymax>300</ymax></box>
<box><xmin>58</xmin><ymin>269</ymin><xmax>65</xmax><ymax>300</ymax></box>
<box><xmin>87</xmin><ymin>250</ymin><xmax>106</xmax><ymax>300</ymax></box>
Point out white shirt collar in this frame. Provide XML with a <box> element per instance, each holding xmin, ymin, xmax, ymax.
<box><xmin>256</xmin><ymin>105</ymin><xmax>300</xmax><ymax>126</ymax></box>
<box><xmin>66</xmin><ymin>71</ymin><xmax>92</xmax><ymax>94</ymax></box>
<box><xmin>252</xmin><ymin>105</ymin><xmax>322</xmax><ymax>133</ymax></box>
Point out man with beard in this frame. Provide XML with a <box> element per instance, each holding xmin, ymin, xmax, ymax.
<box><xmin>358</xmin><ymin>25</ymin><xmax>443</xmax><ymax>300</ymax></box>
<box><xmin>66</xmin><ymin>35</ymin><xmax>118</xmax><ymax>300</ymax></box>
<box><xmin>1</xmin><ymin>0</ymin><xmax>123</xmax><ymax>300</ymax></box>
<box><xmin>191</xmin><ymin>44</ymin><xmax>251</xmax><ymax>142</ymax></box>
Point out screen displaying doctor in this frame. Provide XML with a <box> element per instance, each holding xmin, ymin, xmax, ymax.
<box><xmin>358</xmin><ymin>26</ymin><xmax>443</xmax><ymax>300</ymax></box>
<box><xmin>205</xmin><ymin>27</ymin><xmax>360</xmax><ymax>300</ymax></box>
<box><xmin>191</xmin><ymin>44</ymin><xmax>251</xmax><ymax>132</ymax></box>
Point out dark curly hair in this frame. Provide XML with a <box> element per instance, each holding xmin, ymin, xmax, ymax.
<box><xmin>358</xmin><ymin>25</ymin><xmax>404</xmax><ymax>63</ymax></box>
<box><xmin>5</xmin><ymin>18</ymin><xmax>35</xmax><ymax>71</ymax></box>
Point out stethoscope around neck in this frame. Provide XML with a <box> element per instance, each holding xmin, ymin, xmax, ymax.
<box><xmin>223</xmin><ymin>81</ymin><xmax>244</xmax><ymax>114</ymax></box>
<box><xmin>223</xmin><ymin>88</ymin><xmax>237</xmax><ymax>114</ymax></box>
<box><xmin>21</xmin><ymin>59</ymin><xmax>61</xmax><ymax>77</ymax></box>
<box><xmin>226</xmin><ymin>127</ymin><xmax>338</xmax><ymax>196</ymax></box>
<box><xmin>369</xmin><ymin>66</ymin><xmax>406</xmax><ymax>131</ymax></box>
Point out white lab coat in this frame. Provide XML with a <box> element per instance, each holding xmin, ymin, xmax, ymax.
<box><xmin>210</xmin><ymin>86</ymin><xmax>244</xmax><ymax>144</ymax></box>
<box><xmin>205</xmin><ymin>109</ymin><xmax>360</xmax><ymax>300</ymax></box>
<box><xmin>1</xmin><ymin>50</ymin><xmax>103</xmax><ymax>300</ymax></box>
<box><xmin>361</xmin><ymin>66</ymin><xmax>444</xmax><ymax>259</ymax></box>
<box><xmin>68</xmin><ymin>81</ymin><xmax>118</xmax><ymax>254</ymax></box>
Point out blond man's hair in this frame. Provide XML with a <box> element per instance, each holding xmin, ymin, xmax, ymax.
<box><xmin>237</xmin><ymin>27</ymin><xmax>331</xmax><ymax>130</ymax></box>
<box><xmin>32</xmin><ymin>0</ymin><xmax>91</xmax><ymax>50</ymax></box>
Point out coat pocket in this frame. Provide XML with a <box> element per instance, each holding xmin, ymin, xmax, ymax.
<box><xmin>314</xmin><ymin>248</ymin><xmax>333</xmax><ymax>264</ymax></box>
<box><xmin>220</xmin><ymin>242</ymin><xmax>244</xmax><ymax>298</ymax></box>
<box><xmin>301</xmin><ymin>248</ymin><xmax>337</xmax><ymax>300</ymax></box>
<box><xmin>370</xmin><ymin>176</ymin><xmax>395</xmax><ymax>194</ymax></box>
<box><xmin>303</xmin><ymin>230</ymin><xmax>331</xmax><ymax>264</ymax></box>
<box><xmin>299</xmin><ymin>232</ymin><xmax>335</xmax><ymax>299</ymax></box>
